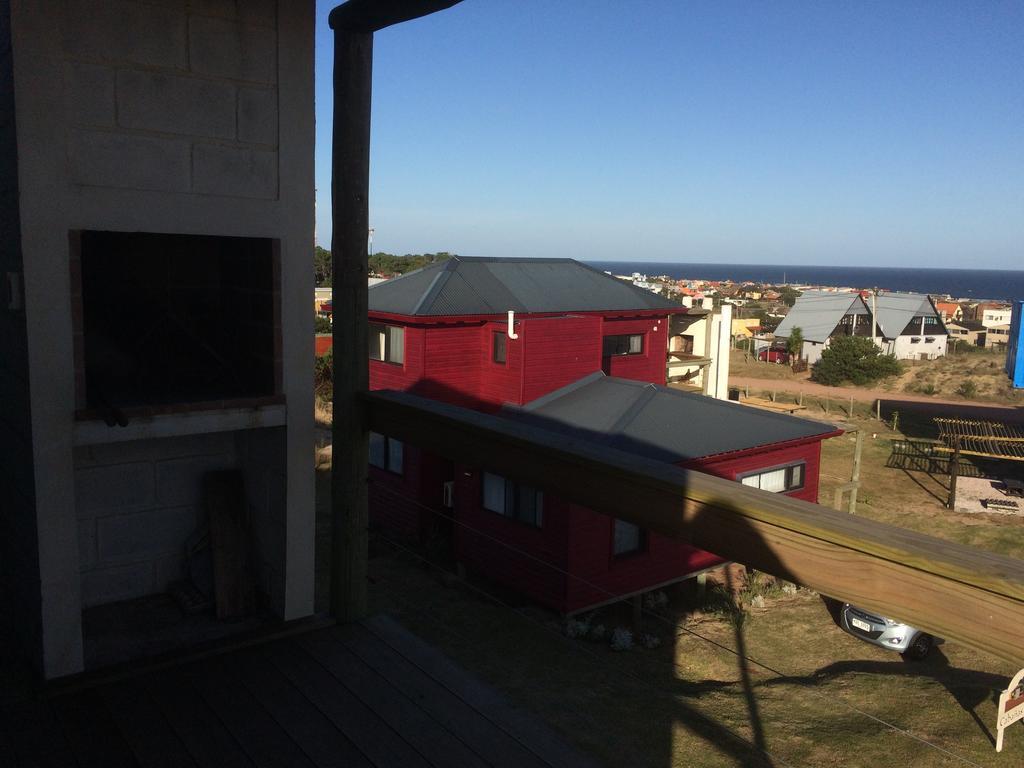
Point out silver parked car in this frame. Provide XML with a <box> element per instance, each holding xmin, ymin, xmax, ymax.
<box><xmin>840</xmin><ymin>604</ymin><xmax>939</xmax><ymax>660</ymax></box>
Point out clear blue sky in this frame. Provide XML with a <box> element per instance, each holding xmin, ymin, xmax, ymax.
<box><xmin>313</xmin><ymin>1</ymin><xmax>1023</xmax><ymax>268</ymax></box>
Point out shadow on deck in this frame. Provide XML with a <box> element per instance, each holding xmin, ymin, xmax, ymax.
<box><xmin>0</xmin><ymin>615</ymin><xmax>598</xmax><ymax>768</ymax></box>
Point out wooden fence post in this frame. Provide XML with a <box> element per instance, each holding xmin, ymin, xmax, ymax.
<box><xmin>850</xmin><ymin>431</ymin><xmax>863</xmax><ymax>514</ymax></box>
<box><xmin>849</xmin><ymin>395</ymin><xmax>855</xmax><ymax>418</ymax></box>
<box><xmin>947</xmin><ymin>437</ymin><xmax>961</xmax><ymax>511</ymax></box>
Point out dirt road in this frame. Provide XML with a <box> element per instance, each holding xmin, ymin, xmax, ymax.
<box><xmin>729</xmin><ymin>375</ymin><xmax>1019</xmax><ymax>410</ymax></box>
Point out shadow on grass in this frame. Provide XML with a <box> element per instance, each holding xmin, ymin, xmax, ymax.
<box><xmin>817</xmin><ymin>596</ymin><xmax>1003</xmax><ymax>746</ymax></box>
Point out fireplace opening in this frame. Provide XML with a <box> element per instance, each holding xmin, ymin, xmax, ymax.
<box><xmin>76</xmin><ymin>231</ymin><xmax>279</xmax><ymax>414</ymax></box>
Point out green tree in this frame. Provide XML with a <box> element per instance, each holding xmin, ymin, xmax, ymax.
<box><xmin>369</xmin><ymin>251</ymin><xmax>454</xmax><ymax>276</ymax></box>
<box><xmin>314</xmin><ymin>315</ymin><xmax>332</xmax><ymax>334</ymax></box>
<box><xmin>785</xmin><ymin>327</ymin><xmax>804</xmax><ymax>359</ymax></box>
<box><xmin>812</xmin><ymin>336</ymin><xmax>901</xmax><ymax>386</ymax></box>
<box><xmin>314</xmin><ymin>347</ymin><xmax>333</xmax><ymax>400</ymax></box>
<box><xmin>314</xmin><ymin>246</ymin><xmax>332</xmax><ymax>287</ymax></box>
<box><xmin>777</xmin><ymin>286</ymin><xmax>802</xmax><ymax>307</ymax></box>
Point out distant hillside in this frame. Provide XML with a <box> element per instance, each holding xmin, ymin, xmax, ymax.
<box><xmin>314</xmin><ymin>248</ymin><xmax>454</xmax><ymax>286</ymax></box>
<box><xmin>369</xmin><ymin>252</ymin><xmax>454</xmax><ymax>276</ymax></box>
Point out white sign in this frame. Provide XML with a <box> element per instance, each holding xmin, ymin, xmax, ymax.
<box><xmin>997</xmin><ymin>668</ymin><xmax>1024</xmax><ymax>752</ymax></box>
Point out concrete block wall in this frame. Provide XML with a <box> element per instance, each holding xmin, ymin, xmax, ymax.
<box><xmin>11</xmin><ymin>0</ymin><xmax>314</xmax><ymax>678</ymax></box>
<box><xmin>74</xmin><ymin>432</ymin><xmax>238</xmax><ymax>608</ymax></box>
<box><xmin>60</xmin><ymin>0</ymin><xmax>280</xmax><ymax>200</ymax></box>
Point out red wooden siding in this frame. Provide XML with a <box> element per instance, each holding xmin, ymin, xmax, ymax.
<box><xmin>368</xmin><ymin>444</ymin><xmax>424</xmax><ymax>541</ymax></box>
<box><xmin>417</xmin><ymin>324</ymin><xmax>485</xmax><ymax>408</ymax></box>
<box><xmin>477</xmin><ymin>321</ymin><xmax>525</xmax><ymax>409</ymax></box>
<box><xmin>600</xmin><ymin>316</ymin><xmax>669</xmax><ymax>385</ymax></box>
<box><xmin>369</xmin><ymin>324</ymin><xmax>426</xmax><ymax>392</ymax></box>
<box><xmin>564</xmin><ymin>504</ymin><xmax>724</xmax><ymax>614</ymax></box>
<box><xmin>453</xmin><ymin>468</ymin><xmax>571</xmax><ymax>610</ymax></box>
<box><xmin>688</xmin><ymin>439</ymin><xmax>825</xmax><ymax>504</ymax></box>
<box><xmin>520</xmin><ymin>315</ymin><xmax>603</xmax><ymax>403</ymax></box>
<box><xmin>369</xmin><ymin>446</ymin><xmax>454</xmax><ymax>543</ymax></box>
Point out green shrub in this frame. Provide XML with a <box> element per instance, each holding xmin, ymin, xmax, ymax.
<box><xmin>812</xmin><ymin>336</ymin><xmax>901</xmax><ymax>386</ymax></box>
<box><xmin>315</xmin><ymin>348</ymin><xmax>333</xmax><ymax>399</ymax></box>
<box><xmin>315</xmin><ymin>315</ymin><xmax>332</xmax><ymax>334</ymax></box>
<box><xmin>956</xmin><ymin>380</ymin><xmax>978</xmax><ymax>398</ymax></box>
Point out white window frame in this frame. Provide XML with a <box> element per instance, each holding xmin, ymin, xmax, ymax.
<box><xmin>738</xmin><ymin>462</ymin><xmax>805</xmax><ymax>493</ymax></box>
<box><xmin>602</xmin><ymin>333</ymin><xmax>644</xmax><ymax>357</ymax></box>
<box><xmin>369</xmin><ymin>323</ymin><xmax>405</xmax><ymax>365</ymax></box>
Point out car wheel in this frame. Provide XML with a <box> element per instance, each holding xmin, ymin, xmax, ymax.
<box><xmin>901</xmin><ymin>633</ymin><xmax>934</xmax><ymax>661</ymax></box>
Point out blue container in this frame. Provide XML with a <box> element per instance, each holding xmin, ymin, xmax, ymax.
<box><xmin>1007</xmin><ymin>301</ymin><xmax>1024</xmax><ymax>388</ymax></box>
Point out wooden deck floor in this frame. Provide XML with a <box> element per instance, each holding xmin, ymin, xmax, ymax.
<box><xmin>0</xmin><ymin>615</ymin><xmax>598</xmax><ymax>768</ymax></box>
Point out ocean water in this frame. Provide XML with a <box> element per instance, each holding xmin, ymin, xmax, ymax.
<box><xmin>585</xmin><ymin>262</ymin><xmax>1024</xmax><ymax>302</ymax></box>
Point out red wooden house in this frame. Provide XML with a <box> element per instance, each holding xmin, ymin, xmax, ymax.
<box><xmin>367</xmin><ymin>257</ymin><xmax>840</xmax><ymax>613</ymax></box>
<box><xmin>457</xmin><ymin>373</ymin><xmax>840</xmax><ymax>613</ymax></box>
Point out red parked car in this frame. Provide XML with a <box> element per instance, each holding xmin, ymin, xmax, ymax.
<box><xmin>758</xmin><ymin>348</ymin><xmax>790</xmax><ymax>364</ymax></box>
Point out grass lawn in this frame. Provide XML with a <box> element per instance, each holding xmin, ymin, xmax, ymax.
<box><xmin>730</xmin><ymin>349</ymin><xmax>806</xmax><ymax>381</ymax></box>
<box><xmin>366</xmin><ymin>548</ymin><xmax>1022</xmax><ymax>767</ymax></box>
<box><xmin>816</xmin><ymin>414</ymin><xmax>1024</xmax><ymax>559</ymax></box>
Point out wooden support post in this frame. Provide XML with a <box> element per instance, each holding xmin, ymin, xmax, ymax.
<box><xmin>330</xmin><ymin>26</ymin><xmax>374</xmax><ymax>622</ymax></box>
<box><xmin>947</xmin><ymin>437</ymin><xmax>961</xmax><ymax>511</ymax></box>
<box><xmin>825</xmin><ymin>392</ymin><xmax>830</xmax><ymax>414</ymax></box>
<box><xmin>771</xmin><ymin>388</ymin><xmax>776</xmax><ymax>403</ymax></box>
<box><xmin>798</xmin><ymin>392</ymin><xmax>803</xmax><ymax>407</ymax></box>
<box><xmin>696</xmin><ymin>571</ymin><xmax>707</xmax><ymax>602</ymax></box>
<box><xmin>833</xmin><ymin>487</ymin><xmax>844</xmax><ymax>512</ymax></box>
<box><xmin>327</xmin><ymin>0</ymin><xmax>466</xmax><ymax>623</ymax></box>
<box><xmin>849</xmin><ymin>395</ymin><xmax>855</xmax><ymax>418</ymax></box>
<box><xmin>876</xmin><ymin>399</ymin><xmax>881</xmax><ymax>421</ymax></box>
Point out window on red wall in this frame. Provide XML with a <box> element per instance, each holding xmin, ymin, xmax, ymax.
<box><xmin>613</xmin><ymin>519</ymin><xmax>644</xmax><ymax>556</ymax></box>
<box><xmin>739</xmin><ymin>463</ymin><xmax>804</xmax><ymax>493</ymax></box>
<box><xmin>369</xmin><ymin>431</ymin><xmax>404</xmax><ymax>474</ymax></box>
<box><xmin>492</xmin><ymin>331</ymin><xmax>507</xmax><ymax>364</ymax></box>
<box><xmin>370</xmin><ymin>323</ymin><xmax>404</xmax><ymax>364</ymax></box>
<box><xmin>603</xmin><ymin>333</ymin><xmax>643</xmax><ymax>356</ymax></box>
<box><xmin>482</xmin><ymin>472</ymin><xmax>543</xmax><ymax>527</ymax></box>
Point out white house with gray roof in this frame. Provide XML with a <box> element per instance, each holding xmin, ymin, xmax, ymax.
<box><xmin>774</xmin><ymin>291</ymin><xmax>946</xmax><ymax>364</ymax></box>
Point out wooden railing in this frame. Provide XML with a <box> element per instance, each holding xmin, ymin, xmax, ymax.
<box><xmin>366</xmin><ymin>389</ymin><xmax>1024</xmax><ymax>665</ymax></box>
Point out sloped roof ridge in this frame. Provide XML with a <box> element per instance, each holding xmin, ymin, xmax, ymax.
<box><xmin>519</xmin><ymin>371</ymin><xmax>608</xmax><ymax>412</ymax></box>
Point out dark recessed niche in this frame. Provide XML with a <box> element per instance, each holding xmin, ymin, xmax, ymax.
<box><xmin>79</xmin><ymin>231</ymin><xmax>278</xmax><ymax>411</ymax></box>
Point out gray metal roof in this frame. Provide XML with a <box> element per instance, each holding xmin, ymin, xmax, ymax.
<box><xmin>502</xmin><ymin>373</ymin><xmax>838</xmax><ymax>463</ymax></box>
<box><xmin>773</xmin><ymin>292</ymin><xmax>868</xmax><ymax>343</ymax></box>
<box><xmin>872</xmin><ymin>293</ymin><xmax>944</xmax><ymax>339</ymax></box>
<box><xmin>368</xmin><ymin>257</ymin><xmax>684</xmax><ymax>316</ymax></box>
